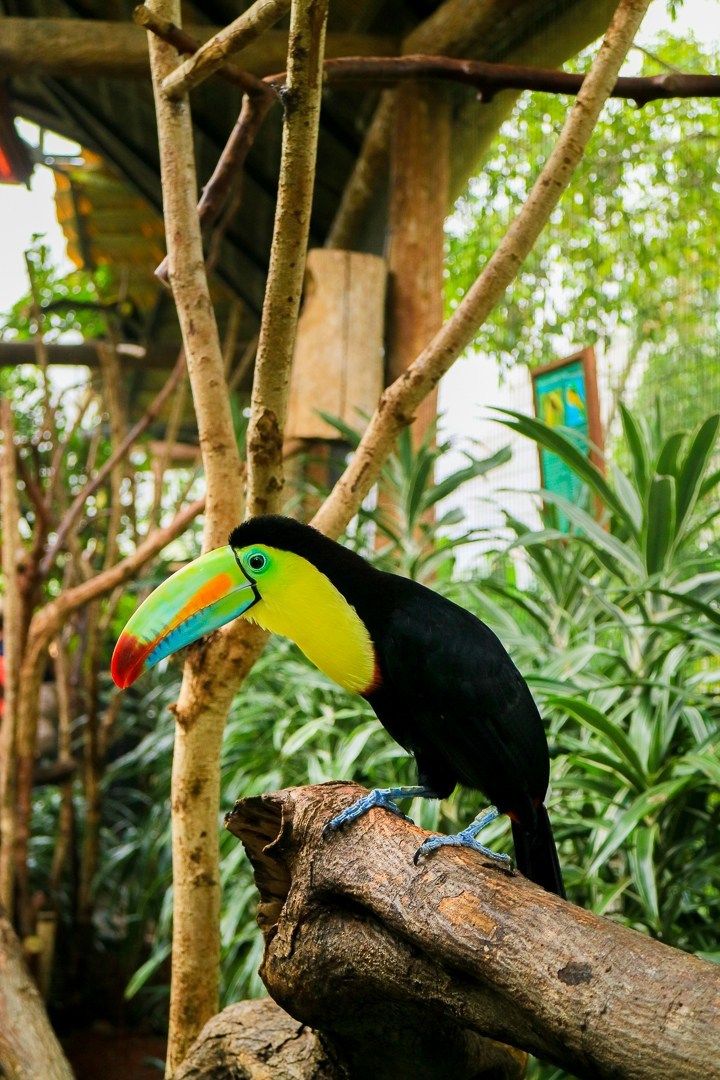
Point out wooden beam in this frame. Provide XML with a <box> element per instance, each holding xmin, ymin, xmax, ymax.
<box><xmin>0</xmin><ymin>340</ymin><xmax>178</xmax><ymax>369</ymax></box>
<box><xmin>387</xmin><ymin>82</ymin><xmax>450</xmax><ymax>441</ymax></box>
<box><xmin>0</xmin><ymin>18</ymin><xmax>399</xmax><ymax>78</ymax></box>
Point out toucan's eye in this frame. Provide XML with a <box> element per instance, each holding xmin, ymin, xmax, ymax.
<box><xmin>246</xmin><ymin>551</ymin><xmax>269</xmax><ymax>574</ymax></box>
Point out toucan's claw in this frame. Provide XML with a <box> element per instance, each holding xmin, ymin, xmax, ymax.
<box><xmin>413</xmin><ymin>832</ymin><xmax>514</xmax><ymax>868</ymax></box>
<box><xmin>412</xmin><ymin>804</ymin><xmax>514</xmax><ymax>869</ymax></box>
<box><xmin>322</xmin><ymin>785</ymin><xmax>438</xmax><ymax>839</ymax></box>
<box><xmin>323</xmin><ymin>790</ymin><xmax>410</xmax><ymax>838</ymax></box>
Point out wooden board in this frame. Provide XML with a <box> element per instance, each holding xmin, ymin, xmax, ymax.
<box><xmin>285</xmin><ymin>249</ymin><xmax>386</xmax><ymax>441</ymax></box>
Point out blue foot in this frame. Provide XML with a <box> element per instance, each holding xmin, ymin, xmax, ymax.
<box><xmin>323</xmin><ymin>786</ymin><xmax>436</xmax><ymax>839</ymax></box>
<box><xmin>413</xmin><ymin>806</ymin><xmax>514</xmax><ymax>869</ymax></box>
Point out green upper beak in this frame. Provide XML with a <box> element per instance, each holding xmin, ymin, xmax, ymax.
<box><xmin>111</xmin><ymin>545</ymin><xmax>258</xmax><ymax>689</ymax></box>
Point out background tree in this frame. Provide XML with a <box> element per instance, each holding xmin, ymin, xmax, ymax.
<box><xmin>447</xmin><ymin>34</ymin><xmax>720</xmax><ymax>433</ymax></box>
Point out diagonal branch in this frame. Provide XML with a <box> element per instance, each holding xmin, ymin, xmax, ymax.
<box><xmin>161</xmin><ymin>0</ymin><xmax>291</xmax><ymax>100</ymax></box>
<box><xmin>312</xmin><ymin>0</ymin><xmax>653</xmax><ymax>540</ymax></box>
<box><xmin>245</xmin><ymin>0</ymin><xmax>329</xmax><ymax>517</ymax></box>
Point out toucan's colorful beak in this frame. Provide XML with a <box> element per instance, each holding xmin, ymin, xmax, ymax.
<box><xmin>111</xmin><ymin>546</ymin><xmax>257</xmax><ymax>689</ymax></box>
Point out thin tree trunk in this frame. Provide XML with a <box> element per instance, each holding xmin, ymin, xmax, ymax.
<box><xmin>0</xmin><ymin>401</ymin><xmax>22</xmax><ymax>915</ymax></box>
<box><xmin>245</xmin><ymin>0</ymin><xmax>329</xmax><ymax>517</ymax></box>
<box><xmin>0</xmin><ymin>908</ymin><xmax>74</xmax><ymax>1080</ymax></box>
<box><xmin>145</xmin><ymin>2</ymin><xmax>250</xmax><ymax>1069</ymax></box>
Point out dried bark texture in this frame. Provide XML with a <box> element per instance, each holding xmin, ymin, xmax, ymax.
<box><xmin>174</xmin><ymin>998</ymin><xmax>335</xmax><ymax>1079</ymax></box>
<box><xmin>0</xmin><ymin>401</ymin><xmax>22</xmax><ymax>913</ymax></box>
<box><xmin>0</xmin><ymin>909</ymin><xmax>74</xmax><ymax>1080</ymax></box>
<box><xmin>312</xmin><ymin>0</ymin><xmax>651</xmax><ymax>540</ymax></box>
<box><xmin>226</xmin><ymin>782</ymin><xmax>720</xmax><ymax>1080</ymax></box>
<box><xmin>161</xmin><ymin>0</ymin><xmax>292</xmax><ymax>99</ymax></box>
<box><xmin>245</xmin><ymin>0</ymin><xmax>329</xmax><ymax>518</ymax></box>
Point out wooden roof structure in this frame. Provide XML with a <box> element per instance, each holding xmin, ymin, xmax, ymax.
<box><xmin>1</xmin><ymin>0</ymin><xmax>618</xmax><ymax>413</ymax></box>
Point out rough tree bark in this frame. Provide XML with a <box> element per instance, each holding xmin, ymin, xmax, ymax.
<box><xmin>313</xmin><ymin>0</ymin><xmax>652</xmax><ymax>539</ymax></box>
<box><xmin>174</xmin><ymin>998</ymin><xmax>335</xmax><ymax>1080</ymax></box>
<box><xmin>0</xmin><ymin>908</ymin><xmax>74</xmax><ymax>1080</ymax></box>
<box><xmin>225</xmin><ymin>783</ymin><xmax>720</xmax><ymax>1080</ymax></box>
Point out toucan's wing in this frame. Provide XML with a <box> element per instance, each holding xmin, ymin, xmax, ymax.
<box><xmin>373</xmin><ymin>579</ymin><xmax>549</xmax><ymax>804</ymax></box>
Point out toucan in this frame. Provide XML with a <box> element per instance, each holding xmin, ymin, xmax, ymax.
<box><xmin>111</xmin><ymin>515</ymin><xmax>564</xmax><ymax>896</ymax></box>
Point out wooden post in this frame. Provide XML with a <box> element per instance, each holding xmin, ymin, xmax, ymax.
<box><xmin>387</xmin><ymin>83</ymin><xmax>450</xmax><ymax>444</ymax></box>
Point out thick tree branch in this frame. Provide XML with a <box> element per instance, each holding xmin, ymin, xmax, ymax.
<box><xmin>175</xmin><ymin>999</ymin><xmax>334</xmax><ymax>1080</ymax></box>
<box><xmin>245</xmin><ymin>0</ymin><xmax>329</xmax><ymax>517</ymax></box>
<box><xmin>161</xmin><ymin>0</ymin><xmax>292</xmax><ymax>100</ymax></box>
<box><xmin>226</xmin><ymin>782</ymin><xmax>720</xmax><ymax>1080</ymax></box>
<box><xmin>312</xmin><ymin>0</ymin><xmax>652</xmax><ymax>539</ymax></box>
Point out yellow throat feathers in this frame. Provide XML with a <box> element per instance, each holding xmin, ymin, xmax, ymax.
<box><xmin>245</xmin><ymin>548</ymin><xmax>376</xmax><ymax>694</ymax></box>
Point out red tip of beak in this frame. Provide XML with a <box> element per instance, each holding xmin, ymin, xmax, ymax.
<box><xmin>111</xmin><ymin>633</ymin><xmax>154</xmax><ymax>690</ymax></box>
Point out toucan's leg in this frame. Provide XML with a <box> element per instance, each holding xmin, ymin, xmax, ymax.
<box><xmin>413</xmin><ymin>806</ymin><xmax>514</xmax><ymax>868</ymax></box>
<box><xmin>323</xmin><ymin>786</ymin><xmax>437</xmax><ymax>838</ymax></box>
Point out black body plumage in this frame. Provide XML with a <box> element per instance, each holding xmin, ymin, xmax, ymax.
<box><xmin>230</xmin><ymin>516</ymin><xmax>564</xmax><ymax>896</ymax></box>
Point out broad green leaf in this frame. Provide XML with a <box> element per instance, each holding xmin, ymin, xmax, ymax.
<box><xmin>628</xmin><ymin>825</ymin><xmax>660</xmax><ymax>925</ymax></box>
<box><xmin>538</xmin><ymin>489</ymin><xmax>644</xmax><ymax>576</ymax></box>
<box><xmin>424</xmin><ymin>447</ymin><xmax>511</xmax><ymax>509</ymax></box>
<box><xmin>675</xmin><ymin>414</ymin><xmax>719</xmax><ymax>537</ymax></box>
<box><xmin>125</xmin><ymin>943</ymin><xmax>171</xmax><ymax>1000</ymax></box>
<box><xmin>548</xmin><ymin>695</ymin><xmax>647</xmax><ymax>790</ymax></box>
<box><xmin>644</xmin><ymin>475</ymin><xmax>676</xmax><ymax>574</ymax></box>
<box><xmin>655</xmin><ymin>431</ymin><xmax>686</xmax><ymax>479</ymax></box>
<box><xmin>587</xmin><ymin>777</ymin><xmax>693</xmax><ymax>875</ymax></box>
<box><xmin>493</xmin><ymin>408</ymin><xmax>637</xmax><ymax>533</ymax></box>
<box><xmin>620</xmin><ymin>402</ymin><xmax>650</xmax><ymax>494</ymax></box>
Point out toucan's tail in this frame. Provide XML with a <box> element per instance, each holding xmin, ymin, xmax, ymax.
<box><xmin>511</xmin><ymin>804</ymin><xmax>565</xmax><ymax>898</ymax></box>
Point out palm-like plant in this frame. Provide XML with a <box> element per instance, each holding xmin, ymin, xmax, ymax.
<box><xmin>479</xmin><ymin>406</ymin><xmax>720</xmax><ymax>952</ymax></box>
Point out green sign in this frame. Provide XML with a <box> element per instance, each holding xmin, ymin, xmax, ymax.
<box><xmin>532</xmin><ymin>357</ymin><xmax>593</xmax><ymax>532</ymax></box>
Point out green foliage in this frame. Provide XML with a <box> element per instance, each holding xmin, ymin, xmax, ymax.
<box><xmin>320</xmin><ymin>415</ymin><xmax>511</xmax><ymax>582</ymax></box>
<box><xmin>446</xmin><ymin>34</ymin><xmax>720</xmax><ymax>432</ymax></box>
<box><xmin>2</xmin><ymin>237</ymin><xmax>115</xmax><ymax>342</ymax></box>
<box><xmin>483</xmin><ymin>408</ymin><xmax>720</xmax><ymax>957</ymax></box>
